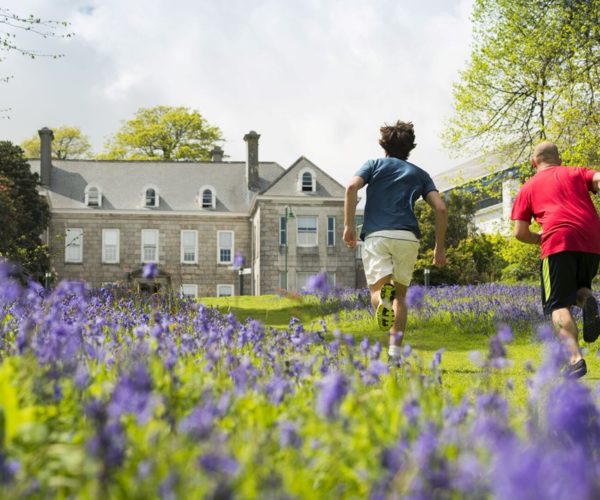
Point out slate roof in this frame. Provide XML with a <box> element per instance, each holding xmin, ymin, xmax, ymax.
<box><xmin>29</xmin><ymin>159</ymin><xmax>285</xmax><ymax>212</ymax></box>
<box><xmin>432</xmin><ymin>153</ymin><xmax>515</xmax><ymax>192</ymax></box>
<box><xmin>260</xmin><ymin>156</ymin><xmax>346</xmax><ymax>198</ymax></box>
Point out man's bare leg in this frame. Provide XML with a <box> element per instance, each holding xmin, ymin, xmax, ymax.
<box><xmin>551</xmin><ymin>307</ymin><xmax>582</xmax><ymax>364</ymax></box>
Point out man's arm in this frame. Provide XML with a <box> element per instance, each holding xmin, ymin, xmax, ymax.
<box><xmin>424</xmin><ymin>191</ymin><xmax>448</xmax><ymax>267</ymax></box>
<box><xmin>514</xmin><ymin>219</ymin><xmax>542</xmax><ymax>245</ymax></box>
<box><xmin>593</xmin><ymin>171</ymin><xmax>600</xmax><ymax>193</ymax></box>
<box><xmin>343</xmin><ymin>176</ymin><xmax>365</xmax><ymax>249</ymax></box>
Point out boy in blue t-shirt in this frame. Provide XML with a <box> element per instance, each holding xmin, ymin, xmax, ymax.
<box><xmin>343</xmin><ymin>121</ymin><xmax>448</xmax><ymax>361</ymax></box>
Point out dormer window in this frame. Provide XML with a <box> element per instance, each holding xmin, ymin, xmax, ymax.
<box><xmin>298</xmin><ymin>168</ymin><xmax>316</xmax><ymax>192</ymax></box>
<box><xmin>142</xmin><ymin>185</ymin><xmax>160</xmax><ymax>208</ymax></box>
<box><xmin>199</xmin><ymin>185</ymin><xmax>216</xmax><ymax>209</ymax></box>
<box><xmin>85</xmin><ymin>185</ymin><xmax>102</xmax><ymax>207</ymax></box>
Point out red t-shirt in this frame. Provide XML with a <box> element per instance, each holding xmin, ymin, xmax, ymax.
<box><xmin>511</xmin><ymin>166</ymin><xmax>600</xmax><ymax>258</ymax></box>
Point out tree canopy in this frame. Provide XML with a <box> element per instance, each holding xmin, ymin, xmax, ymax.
<box><xmin>0</xmin><ymin>142</ymin><xmax>50</xmax><ymax>280</ymax></box>
<box><xmin>20</xmin><ymin>126</ymin><xmax>92</xmax><ymax>159</ymax></box>
<box><xmin>101</xmin><ymin>106</ymin><xmax>223</xmax><ymax>161</ymax></box>
<box><xmin>444</xmin><ymin>0</ymin><xmax>600</xmax><ymax>166</ymax></box>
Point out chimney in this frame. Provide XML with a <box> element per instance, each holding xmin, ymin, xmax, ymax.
<box><xmin>243</xmin><ymin>130</ymin><xmax>260</xmax><ymax>191</ymax></box>
<box><xmin>38</xmin><ymin>127</ymin><xmax>54</xmax><ymax>186</ymax></box>
<box><xmin>211</xmin><ymin>145</ymin><xmax>224</xmax><ymax>162</ymax></box>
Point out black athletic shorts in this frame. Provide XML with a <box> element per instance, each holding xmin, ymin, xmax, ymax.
<box><xmin>540</xmin><ymin>251</ymin><xmax>600</xmax><ymax>315</ymax></box>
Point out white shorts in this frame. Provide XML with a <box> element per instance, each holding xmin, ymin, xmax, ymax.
<box><xmin>362</xmin><ymin>231</ymin><xmax>419</xmax><ymax>286</ymax></box>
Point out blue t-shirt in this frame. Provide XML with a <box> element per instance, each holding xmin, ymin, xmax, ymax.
<box><xmin>355</xmin><ymin>157</ymin><xmax>437</xmax><ymax>240</ymax></box>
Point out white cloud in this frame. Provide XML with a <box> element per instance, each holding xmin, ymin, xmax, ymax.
<box><xmin>0</xmin><ymin>0</ymin><xmax>475</xmax><ymax>183</ymax></box>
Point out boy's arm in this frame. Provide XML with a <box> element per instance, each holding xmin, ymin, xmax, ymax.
<box><xmin>424</xmin><ymin>191</ymin><xmax>448</xmax><ymax>267</ymax></box>
<box><xmin>343</xmin><ymin>176</ymin><xmax>365</xmax><ymax>249</ymax></box>
<box><xmin>514</xmin><ymin>219</ymin><xmax>542</xmax><ymax>245</ymax></box>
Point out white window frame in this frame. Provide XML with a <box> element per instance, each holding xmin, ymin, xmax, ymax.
<box><xmin>296</xmin><ymin>216</ymin><xmax>318</xmax><ymax>247</ymax></box>
<box><xmin>142</xmin><ymin>185</ymin><xmax>160</xmax><ymax>208</ymax></box>
<box><xmin>180</xmin><ymin>230</ymin><xmax>198</xmax><ymax>264</ymax></box>
<box><xmin>65</xmin><ymin>228</ymin><xmax>83</xmax><ymax>263</ymax></box>
<box><xmin>217</xmin><ymin>284</ymin><xmax>234</xmax><ymax>297</ymax></box>
<box><xmin>141</xmin><ymin>229</ymin><xmax>159</xmax><ymax>263</ymax></box>
<box><xmin>217</xmin><ymin>230</ymin><xmax>234</xmax><ymax>264</ymax></box>
<box><xmin>181</xmin><ymin>284</ymin><xmax>198</xmax><ymax>298</ymax></box>
<box><xmin>327</xmin><ymin>216</ymin><xmax>335</xmax><ymax>246</ymax></box>
<box><xmin>199</xmin><ymin>185</ymin><xmax>216</xmax><ymax>209</ymax></box>
<box><xmin>298</xmin><ymin>168</ymin><xmax>316</xmax><ymax>192</ymax></box>
<box><xmin>327</xmin><ymin>272</ymin><xmax>336</xmax><ymax>288</ymax></box>
<box><xmin>279</xmin><ymin>216</ymin><xmax>287</xmax><ymax>246</ymax></box>
<box><xmin>102</xmin><ymin>228</ymin><xmax>120</xmax><ymax>264</ymax></box>
<box><xmin>85</xmin><ymin>185</ymin><xmax>102</xmax><ymax>207</ymax></box>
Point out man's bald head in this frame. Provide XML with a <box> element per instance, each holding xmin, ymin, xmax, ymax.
<box><xmin>532</xmin><ymin>141</ymin><xmax>561</xmax><ymax>167</ymax></box>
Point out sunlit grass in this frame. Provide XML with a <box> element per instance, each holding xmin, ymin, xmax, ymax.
<box><xmin>200</xmin><ymin>292</ymin><xmax>600</xmax><ymax>415</ymax></box>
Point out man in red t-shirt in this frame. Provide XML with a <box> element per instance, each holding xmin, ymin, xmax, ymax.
<box><xmin>511</xmin><ymin>141</ymin><xmax>600</xmax><ymax>378</ymax></box>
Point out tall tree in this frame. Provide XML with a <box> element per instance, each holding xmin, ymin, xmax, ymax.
<box><xmin>101</xmin><ymin>106</ymin><xmax>223</xmax><ymax>161</ymax></box>
<box><xmin>20</xmin><ymin>126</ymin><xmax>92</xmax><ymax>159</ymax></box>
<box><xmin>1</xmin><ymin>8</ymin><xmax>73</xmax><ymax>89</ymax></box>
<box><xmin>0</xmin><ymin>142</ymin><xmax>50</xmax><ymax>280</ymax></box>
<box><xmin>444</xmin><ymin>0</ymin><xmax>600</xmax><ymax>166</ymax></box>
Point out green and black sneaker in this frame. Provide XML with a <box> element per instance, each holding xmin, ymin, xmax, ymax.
<box><xmin>375</xmin><ymin>283</ymin><xmax>395</xmax><ymax>331</ymax></box>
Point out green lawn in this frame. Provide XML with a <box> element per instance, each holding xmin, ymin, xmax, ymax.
<box><xmin>199</xmin><ymin>294</ymin><xmax>600</xmax><ymax>414</ymax></box>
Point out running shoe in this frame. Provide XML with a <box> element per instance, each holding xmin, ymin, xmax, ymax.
<box><xmin>582</xmin><ymin>294</ymin><xmax>600</xmax><ymax>343</ymax></box>
<box><xmin>563</xmin><ymin>358</ymin><xmax>587</xmax><ymax>379</ymax></box>
<box><xmin>375</xmin><ymin>283</ymin><xmax>395</xmax><ymax>331</ymax></box>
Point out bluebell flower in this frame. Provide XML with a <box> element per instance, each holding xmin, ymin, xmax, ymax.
<box><xmin>496</xmin><ymin>324</ymin><xmax>514</xmax><ymax>343</ymax></box>
<box><xmin>264</xmin><ymin>375</ymin><xmax>291</xmax><ymax>405</ymax></box>
<box><xmin>316</xmin><ymin>372</ymin><xmax>349</xmax><ymax>419</ymax></box>
<box><xmin>179</xmin><ymin>405</ymin><xmax>217</xmax><ymax>440</ymax></box>
<box><xmin>545</xmin><ymin>380</ymin><xmax>600</xmax><ymax>453</ymax></box>
<box><xmin>108</xmin><ymin>362</ymin><xmax>155</xmax><ymax>423</ymax></box>
<box><xmin>279</xmin><ymin>421</ymin><xmax>302</xmax><ymax>448</ymax></box>
<box><xmin>406</xmin><ymin>285</ymin><xmax>425</xmax><ymax>309</ymax></box>
<box><xmin>360</xmin><ymin>337</ymin><xmax>370</xmax><ymax>356</ymax></box>
<box><xmin>403</xmin><ymin>398</ymin><xmax>420</xmax><ymax>424</ymax></box>
<box><xmin>305</xmin><ymin>272</ymin><xmax>331</xmax><ymax>297</ymax></box>
<box><xmin>198</xmin><ymin>452</ymin><xmax>238</xmax><ymax>476</ymax></box>
<box><xmin>232</xmin><ymin>252</ymin><xmax>245</xmax><ymax>271</ymax></box>
<box><xmin>0</xmin><ymin>452</ymin><xmax>19</xmax><ymax>485</ymax></box>
<box><xmin>142</xmin><ymin>262</ymin><xmax>158</xmax><ymax>279</ymax></box>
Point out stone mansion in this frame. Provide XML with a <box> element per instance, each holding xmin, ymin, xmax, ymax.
<box><xmin>30</xmin><ymin>128</ymin><xmax>361</xmax><ymax>297</ymax></box>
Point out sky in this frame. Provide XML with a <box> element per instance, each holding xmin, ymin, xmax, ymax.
<box><xmin>0</xmin><ymin>0</ymin><xmax>475</xmax><ymax>185</ymax></box>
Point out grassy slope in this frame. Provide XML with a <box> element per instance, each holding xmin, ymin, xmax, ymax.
<box><xmin>199</xmin><ymin>294</ymin><xmax>600</xmax><ymax>420</ymax></box>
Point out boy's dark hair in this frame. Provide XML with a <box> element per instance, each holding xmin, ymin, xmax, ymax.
<box><xmin>379</xmin><ymin>121</ymin><xmax>416</xmax><ymax>160</ymax></box>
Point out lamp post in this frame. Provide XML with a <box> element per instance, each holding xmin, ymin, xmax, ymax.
<box><xmin>283</xmin><ymin>206</ymin><xmax>295</xmax><ymax>289</ymax></box>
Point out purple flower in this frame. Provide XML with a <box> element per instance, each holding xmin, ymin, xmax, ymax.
<box><xmin>360</xmin><ymin>337</ymin><xmax>370</xmax><ymax>355</ymax></box>
<box><xmin>406</xmin><ymin>285</ymin><xmax>425</xmax><ymax>309</ymax></box>
<box><xmin>304</xmin><ymin>272</ymin><xmax>331</xmax><ymax>297</ymax></box>
<box><xmin>264</xmin><ymin>375</ymin><xmax>291</xmax><ymax>405</ymax></box>
<box><xmin>316</xmin><ymin>372</ymin><xmax>349</xmax><ymax>419</ymax></box>
<box><xmin>403</xmin><ymin>398</ymin><xmax>421</xmax><ymax>424</ymax></box>
<box><xmin>431</xmin><ymin>348</ymin><xmax>445</xmax><ymax>369</ymax></box>
<box><xmin>232</xmin><ymin>252</ymin><xmax>245</xmax><ymax>271</ymax></box>
<box><xmin>108</xmin><ymin>363</ymin><xmax>155</xmax><ymax>423</ymax></box>
<box><xmin>279</xmin><ymin>421</ymin><xmax>302</xmax><ymax>448</ymax></box>
<box><xmin>179</xmin><ymin>405</ymin><xmax>216</xmax><ymax>440</ymax></box>
<box><xmin>537</xmin><ymin>323</ymin><xmax>554</xmax><ymax>342</ymax></box>
<box><xmin>142</xmin><ymin>262</ymin><xmax>158</xmax><ymax>279</ymax></box>
<box><xmin>496</xmin><ymin>324</ymin><xmax>514</xmax><ymax>343</ymax></box>
<box><xmin>0</xmin><ymin>453</ymin><xmax>19</xmax><ymax>485</ymax></box>
<box><xmin>545</xmin><ymin>381</ymin><xmax>600</xmax><ymax>452</ymax></box>
<box><xmin>198</xmin><ymin>452</ymin><xmax>238</xmax><ymax>476</ymax></box>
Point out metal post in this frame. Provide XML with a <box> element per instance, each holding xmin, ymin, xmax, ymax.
<box><xmin>239</xmin><ymin>269</ymin><xmax>244</xmax><ymax>296</ymax></box>
<box><xmin>283</xmin><ymin>206</ymin><xmax>294</xmax><ymax>290</ymax></box>
<box><xmin>424</xmin><ymin>267</ymin><xmax>430</xmax><ymax>287</ymax></box>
